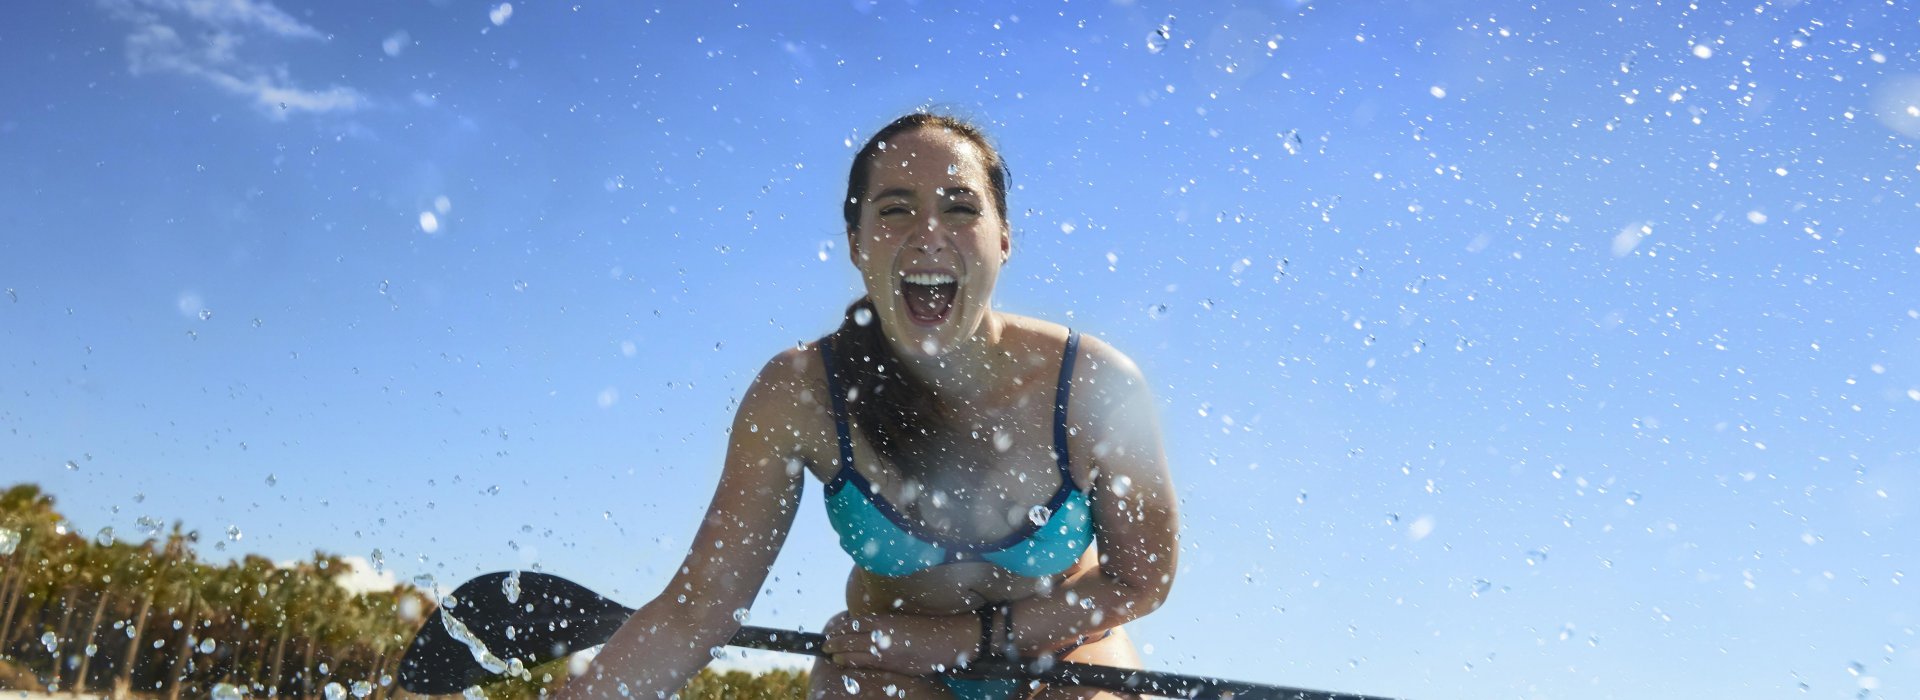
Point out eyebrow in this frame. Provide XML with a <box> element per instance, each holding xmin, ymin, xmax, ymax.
<box><xmin>870</xmin><ymin>187</ymin><xmax>980</xmax><ymax>201</ymax></box>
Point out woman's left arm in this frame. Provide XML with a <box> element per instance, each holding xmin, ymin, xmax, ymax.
<box><xmin>1000</xmin><ymin>334</ymin><xmax>1179</xmax><ymax>654</ymax></box>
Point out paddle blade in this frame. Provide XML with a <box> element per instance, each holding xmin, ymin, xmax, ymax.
<box><xmin>398</xmin><ymin>571</ymin><xmax>636</xmax><ymax>695</ymax></box>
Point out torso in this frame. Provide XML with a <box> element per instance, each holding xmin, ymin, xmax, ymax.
<box><xmin>790</xmin><ymin>313</ymin><xmax>1102</xmax><ymax>617</ymax></box>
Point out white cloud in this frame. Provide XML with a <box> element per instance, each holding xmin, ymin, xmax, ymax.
<box><xmin>333</xmin><ymin>555</ymin><xmax>400</xmax><ymax>595</ymax></box>
<box><xmin>104</xmin><ymin>0</ymin><xmax>322</xmax><ymax>39</ymax></box>
<box><xmin>101</xmin><ymin>0</ymin><xmax>366</xmax><ymax>120</ymax></box>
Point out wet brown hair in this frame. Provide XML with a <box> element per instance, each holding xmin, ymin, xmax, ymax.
<box><xmin>826</xmin><ymin>112</ymin><xmax>1011</xmax><ymax>472</ymax></box>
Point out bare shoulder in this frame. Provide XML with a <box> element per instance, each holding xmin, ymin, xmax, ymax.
<box><xmin>1066</xmin><ymin>331</ymin><xmax>1151</xmax><ymax>406</ymax></box>
<box><xmin>733</xmin><ymin>342</ymin><xmax>836</xmax><ymax>479</ymax></box>
<box><xmin>743</xmin><ymin>342</ymin><xmax>830</xmax><ymax>406</ymax></box>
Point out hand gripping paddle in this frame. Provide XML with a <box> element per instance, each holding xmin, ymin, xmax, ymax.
<box><xmin>398</xmin><ymin>571</ymin><xmax>1400</xmax><ymax>700</ymax></box>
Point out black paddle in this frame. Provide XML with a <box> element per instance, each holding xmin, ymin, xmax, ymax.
<box><xmin>398</xmin><ymin>571</ymin><xmax>1399</xmax><ymax>700</ymax></box>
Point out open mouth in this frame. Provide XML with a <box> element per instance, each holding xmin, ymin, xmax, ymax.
<box><xmin>899</xmin><ymin>272</ymin><xmax>958</xmax><ymax>325</ymax></box>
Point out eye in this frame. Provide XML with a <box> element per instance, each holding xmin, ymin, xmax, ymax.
<box><xmin>945</xmin><ymin>204</ymin><xmax>979</xmax><ymax>215</ymax></box>
<box><xmin>878</xmin><ymin>204</ymin><xmax>911</xmax><ymax>217</ymax></box>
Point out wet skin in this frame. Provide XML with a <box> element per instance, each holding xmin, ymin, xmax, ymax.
<box><xmin>558</xmin><ymin>127</ymin><xmax>1176</xmax><ymax>700</ymax></box>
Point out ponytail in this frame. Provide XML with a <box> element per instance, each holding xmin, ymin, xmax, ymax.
<box><xmin>824</xmin><ymin>297</ymin><xmax>944</xmax><ymax>472</ymax></box>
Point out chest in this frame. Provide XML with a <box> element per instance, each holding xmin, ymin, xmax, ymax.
<box><xmin>841</xmin><ymin>396</ymin><xmax>1074</xmax><ymax>544</ymax></box>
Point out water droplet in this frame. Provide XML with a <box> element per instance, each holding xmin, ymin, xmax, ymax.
<box><xmin>992</xmin><ymin>429</ymin><xmax>1013</xmax><ymax>452</ymax></box>
<box><xmin>843</xmin><ymin>677</ymin><xmax>860</xmax><ymax>694</ymax></box>
<box><xmin>212</xmin><ymin>683</ymin><xmax>244</xmax><ymax>700</ymax></box>
<box><xmin>85</xmin><ymin>643</ymin><xmax>97</xmax><ymax>657</ymax></box>
<box><xmin>438</xmin><ymin>608</ymin><xmax>508</xmax><ymax>674</ymax></box>
<box><xmin>512</xmin><ymin>280</ymin><xmax>529</xmax><ymax>292</ymax></box>
<box><xmin>199</xmin><ymin>309</ymin><xmax>214</xmax><ymax>321</ymax></box>
<box><xmin>41</xmin><ymin>631</ymin><xmax>57</xmax><ymax>652</ymax></box>
<box><xmin>1525</xmin><ymin>549</ymin><xmax>1548</xmax><ymax>566</ymax></box>
<box><xmin>65</xmin><ymin>460</ymin><xmax>79</xmax><ymax>471</ymax></box>
<box><xmin>379</xmin><ymin>280</ymin><xmax>390</xmax><ymax>295</ymax></box>
<box><xmin>95</xmin><ymin>527</ymin><xmax>114</xmax><ymax>546</ymax></box>
<box><xmin>0</xmin><ymin>529</ymin><xmax>18</xmax><ymax>556</ymax></box>
<box><xmin>419</xmin><ymin>212</ymin><xmax>440</xmax><ymax>234</ymax></box>
<box><xmin>226</xmin><ymin>525</ymin><xmax>243</xmax><ymax>541</ymax></box>
<box><xmin>853</xmin><ymin>306</ymin><xmax>873</xmax><ymax>326</ymax></box>
<box><xmin>1146</xmin><ymin>16</ymin><xmax>1173</xmax><ymax>54</ymax></box>
<box><xmin>489</xmin><ymin>2</ymin><xmax>513</xmax><ymax>26</ymax></box>
<box><xmin>502</xmin><ymin>571</ymin><xmax>521</xmax><ymax>604</ymax></box>
<box><xmin>1028</xmin><ymin>505</ymin><xmax>1052</xmax><ymax>525</ymax></box>
<box><xmin>265</xmin><ymin>474</ymin><xmax>277</xmax><ymax>487</ymax></box>
<box><xmin>370</xmin><ymin>549</ymin><xmax>384</xmax><ymax>571</ymax></box>
<box><xmin>946</xmin><ymin>164</ymin><xmax>958</xmax><ymax>175</ymax></box>
<box><xmin>1624</xmin><ymin>492</ymin><xmax>1640</xmax><ymax>506</ymax></box>
<box><xmin>324</xmin><ymin>683</ymin><xmax>346</xmax><ymax>700</ymax></box>
<box><xmin>1471</xmin><ymin>579</ymin><xmax>1492</xmax><ymax>598</ymax></box>
<box><xmin>350</xmin><ymin>682</ymin><xmax>372</xmax><ymax>698</ymax></box>
<box><xmin>199</xmin><ymin>638</ymin><xmax>216</xmax><ymax>654</ymax></box>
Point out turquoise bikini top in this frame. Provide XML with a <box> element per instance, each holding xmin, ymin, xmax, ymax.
<box><xmin>817</xmin><ymin>331</ymin><xmax>1094</xmax><ymax>578</ymax></box>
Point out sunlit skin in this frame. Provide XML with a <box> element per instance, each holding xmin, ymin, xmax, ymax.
<box><xmin>556</xmin><ymin>126</ymin><xmax>1178</xmax><ymax>700</ymax></box>
<box><xmin>846</xmin><ymin>128</ymin><xmax>1009</xmax><ymax>377</ymax></box>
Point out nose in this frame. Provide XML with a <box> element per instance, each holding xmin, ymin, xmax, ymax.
<box><xmin>905</xmin><ymin>225</ymin><xmax>946</xmax><ymax>255</ymax></box>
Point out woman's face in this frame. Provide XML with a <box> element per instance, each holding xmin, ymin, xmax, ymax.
<box><xmin>848</xmin><ymin>127</ymin><xmax>1010</xmax><ymax>360</ymax></box>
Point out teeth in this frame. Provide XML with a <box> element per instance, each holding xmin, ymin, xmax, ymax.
<box><xmin>901</xmin><ymin>272</ymin><xmax>957</xmax><ymax>285</ymax></box>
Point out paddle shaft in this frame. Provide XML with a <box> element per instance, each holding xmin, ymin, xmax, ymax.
<box><xmin>396</xmin><ymin>571</ymin><xmax>1400</xmax><ymax>700</ymax></box>
<box><xmin>727</xmin><ymin>625</ymin><xmax>1397</xmax><ymax>700</ymax></box>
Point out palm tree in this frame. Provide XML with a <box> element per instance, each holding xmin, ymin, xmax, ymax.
<box><xmin>109</xmin><ymin>539</ymin><xmax>159</xmax><ymax>700</ymax></box>
<box><xmin>261</xmin><ymin>565</ymin><xmax>299</xmax><ymax>698</ymax></box>
<box><xmin>0</xmin><ymin>484</ymin><xmax>60</xmax><ymax>650</ymax></box>
<box><xmin>69</xmin><ymin>544</ymin><xmax>117</xmax><ymax>695</ymax></box>
<box><xmin>162</xmin><ymin>559</ymin><xmax>211</xmax><ymax>700</ymax></box>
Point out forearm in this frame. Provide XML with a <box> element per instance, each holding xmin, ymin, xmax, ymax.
<box><xmin>1001</xmin><ymin>563</ymin><xmax>1167</xmax><ymax>656</ymax></box>
<box><xmin>555</xmin><ymin>596</ymin><xmax>733</xmax><ymax>700</ymax></box>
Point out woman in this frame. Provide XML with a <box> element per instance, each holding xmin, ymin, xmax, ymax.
<box><xmin>558</xmin><ymin>113</ymin><xmax>1179</xmax><ymax>700</ymax></box>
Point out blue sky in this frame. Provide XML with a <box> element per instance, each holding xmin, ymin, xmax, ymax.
<box><xmin>3</xmin><ymin>0</ymin><xmax>1917</xmax><ymax>697</ymax></box>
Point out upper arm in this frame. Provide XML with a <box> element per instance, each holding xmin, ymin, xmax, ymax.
<box><xmin>1069</xmin><ymin>334</ymin><xmax>1180</xmax><ymax>606</ymax></box>
<box><xmin>662</xmin><ymin>347</ymin><xmax>816</xmax><ymax>626</ymax></box>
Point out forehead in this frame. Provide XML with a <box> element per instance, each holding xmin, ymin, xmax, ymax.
<box><xmin>866</xmin><ymin>128</ymin><xmax>992</xmax><ymax>195</ymax></box>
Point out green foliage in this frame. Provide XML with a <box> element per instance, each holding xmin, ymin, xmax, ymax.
<box><xmin>486</xmin><ymin>660</ymin><xmax>810</xmax><ymax>700</ymax></box>
<box><xmin>0</xmin><ymin>483</ymin><xmax>433</xmax><ymax>700</ymax></box>
<box><xmin>1</xmin><ymin>483</ymin><xmax>815</xmax><ymax>700</ymax></box>
<box><xmin>676</xmin><ymin>667</ymin><xmax>811</xmax><ymax>700</ymax></box>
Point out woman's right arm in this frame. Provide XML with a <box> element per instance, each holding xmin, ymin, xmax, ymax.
<box><xmin>555</xmin><ymin>348</ymin><xmax>818</xmax><ymax>700</ymax></box>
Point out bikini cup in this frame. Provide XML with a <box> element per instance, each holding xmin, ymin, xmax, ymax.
<box><xmin>819</xmin><ymin>331</ymin><xmax>1093</xmax><ymax>578</ymax></box>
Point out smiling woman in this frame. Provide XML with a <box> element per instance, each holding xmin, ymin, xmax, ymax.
<box><xmin>552</xmin><ymin>113</ymin><xmax>1180</xmax><ymax>700</ymax></box>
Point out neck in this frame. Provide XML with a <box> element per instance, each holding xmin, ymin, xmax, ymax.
<box><xmin>891</xmin><ymin>310</ymin><xmax>1009</xmax><ymax>411</ymax></box>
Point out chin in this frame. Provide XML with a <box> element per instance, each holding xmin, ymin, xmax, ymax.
<box><xmin>891</xmin><ymin>316</ymin><xmax>965</xmax><ymax>359</ymax></box>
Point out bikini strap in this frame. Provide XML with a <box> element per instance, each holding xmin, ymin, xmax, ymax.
<box><xmin>1053</xmin><ymin>330</ymin><xmax>1082</xmax><ymax>490</ymax></box>
<box><xmin>817</xmin><ymin>340</ymin><xmax>857</xmax><ymax>490</ymax></box>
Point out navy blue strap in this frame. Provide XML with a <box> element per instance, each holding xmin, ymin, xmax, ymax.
<box><xmin>817</xmin><ymin>340</ymin><xmax>856</xmax><ymax>493</ymax></box>
<box><xmin>1053</xmin><ymin>330</ymin><xmax>1081</xmax><ymax>489</ymax></box>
